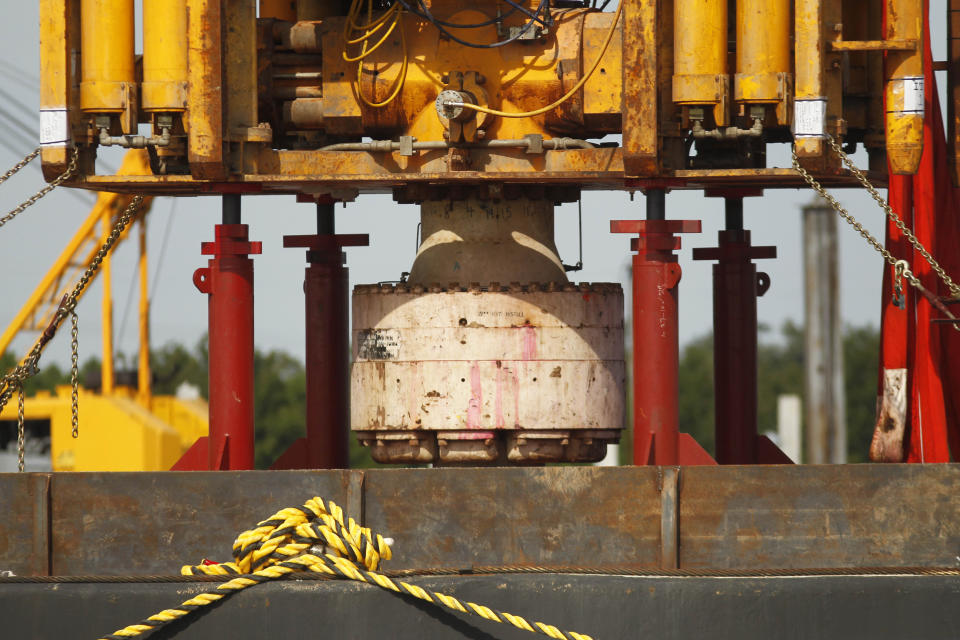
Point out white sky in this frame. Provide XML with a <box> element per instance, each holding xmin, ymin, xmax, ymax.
<box><xmin>0</xmin><ymin>2</ymin><xmax>948</xmax><ymax>370</ymax></box>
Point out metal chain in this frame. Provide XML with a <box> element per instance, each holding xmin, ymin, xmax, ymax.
<box><xmin>70</xmin><ymin>310</ymin><xmax>79</xmax><ymax>438</ymax></box>
<box><xmin>0</xmin><ymin>147</ymin><xmax>79</xmax><ymax>230</ymax></box>
<box><xmin>1</xmin><ymin>194</ymin><xmax>144</xmax><ymax>462</ymax></box>
<box><xmin>797</xmin><ymin>136</ymin><xmax>960</xmax><ymax>299</ymax></box>
<box><xmin>0</xmin><ymin>148</ymin><xmax>40</xmax><ymax>188</ymax></box>
<box><xmin>17</xmin><ymin>385</ymin><xmax>25</xmax><ymax>473</ymax></box>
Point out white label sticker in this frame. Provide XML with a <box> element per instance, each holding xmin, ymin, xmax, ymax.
<box><xmin>901</xmin><ymin>76</ymin><xmax>924</xmax><ymax>114</ymax></box>
<box><xmin>793</xmin><ymin>99</ymin><xmax>827</xmax><ymax>137</ymax></box>
<box><xmin>39</xmin><ymin>108</ymin><xmax>69</xmax><ymax>147</ymax></box>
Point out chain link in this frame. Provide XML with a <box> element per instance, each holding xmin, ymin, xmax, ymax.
<box><xmin>1</xmin><ymin>193</ymin><xmax>145</xmax><ymax>468</ymax></box>
<box><xmin>0</xmin><ymin>148</ymin><xmax>40</xmax><ymax>188</ymax></box>
<box><xmin>17</xmin><ymin>385</ymin><xmax>25</xmax><ymax>473</ymax></box>
<box><xmin>70</xmin><ymin>310</ymin><xmax>79</xmax><ymax>439</ymax></box>
<box><xmin>0</xmin><ymin>147</ymin><xmax>79</xmax><ymax>230</ymax></box>
<box><xmin>798</xmin><ymin>136</ymin><xmax>960</xmax><ymax>298</ymax></box>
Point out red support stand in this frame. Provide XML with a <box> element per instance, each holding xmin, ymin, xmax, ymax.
<box><xmin>612</xmin><ymin>216</ymin><xmax>715</xmax><ymax>466</ymax></box>
<box><xmin>272</xmin><ymin>202</ymin><xmax>368</xmax><ymax>469</ymax></box>
<box><xmin>692</xmin><ymin>194</ymin><xmax>792</xmax><ymax>464</ymax></box>
<box><xmin>173</xmin><ymin>222</ymin><xmax>261</xmax><ymax>470</ymax></box>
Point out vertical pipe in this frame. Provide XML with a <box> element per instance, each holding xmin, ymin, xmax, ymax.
<box><xmin>802</xmin><ymin>198</ymin><xmax>846</xmax><ymax>463</ymax></box>
<box><xmin>672</xmin><ymin>0</ymin><xmax>728</xmax><ymax>125</ymax></box>
<box><xmin>632</xmin><ymin>251</ymin><xmax>681</xmax><ymax>464</ymax></box>
<box><xmin>101</xmin><ymin>208</ymin><xmax>114</xmax><ymax>395</ymax></box>
<box><xmin>646</xmin><ymin>189</ymin><xmax>666</xmax><ymax>221</ymax></box>
<box><xmin>613</xmin><ymin>216</ymin><xmax>701</xmax><ymax>465</ymax></box>
<box><xmin>142</xmin><ymin>0</ymin><xmax>188</xmax><ymax>112</ymax></box>
<box><xmin>195</xmin><ymin>197</ymin><xmax>262</xmax><ymax>469</ymax></box>
<box><xmin>735</xmin><ymin>0</ymin><xmax>790</xmax><ymax>114</ymax></box>
<box><xmin>80</xmin><ymin>0</ymin><xmax>135</xmax><ymax>116</ymax></box>
<box><xmin>303</xmin><ymin>204</ymin><xmax>350</xmax><ymax>468</ymax></box>
<box><xmin>885</xmin><ymin>0</ymin><xmax>924</xmax><ymax>175</ymax></box>
<box><xmin>137</xmin><ymin>217</ymin><xmax>152</xmax><ymax>408</ymax></box>
<box><xmin>187</xmin><ymin>0</ymin><xmax>227</xmax><ymax>179</ymax></box>
<box><xmin>724</xmin><ymin>197</ymin><xmax>744</xmax><ymax>231</ymax></box>
<box><xmin>794</xmin><ymin>0</ymin><xmax>826</xmax><ymax>159</ymax></box>
<box><xmin>223</xmin><ymin>194</ymin><xmax>241</xmax><ymax>225</ymax></box>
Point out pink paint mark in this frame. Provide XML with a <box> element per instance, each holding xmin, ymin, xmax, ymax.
<box><xmin>521</xmin><ymin>325</ymin><xmax>537</xmax><ymax>361</ymax></box>
<box><xmin>512</xmin><ymin>366</ymin><xmax>521</xmax><ymax>428</ymax></box>
<box><xmin>494</xmin><ymin>367</ymin><xmax>505</xmax><ymax>428</ymax></box>
<box><xmin>451</xmin><ymin>430</ymin><xmax>495</xmax><ymax>440</ymax></box>
<box><xmin>466</xmin><ymin>362</ymin><xmax>482</xmax><ymax>428</ymax></box>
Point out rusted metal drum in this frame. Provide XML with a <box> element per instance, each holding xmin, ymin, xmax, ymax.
<box><xmin>351</xmin><ymin>282</ymin><xmax>624</xmax><ymax>463</ymax></box>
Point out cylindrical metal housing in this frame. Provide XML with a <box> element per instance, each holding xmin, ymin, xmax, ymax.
<box><xmin>735</xmin><ymin>0</ymin><xmax>790</xmax><ymax>105</ymax></box>
<box><xmin>80</xmin><ymin>0</ymin><xmax>136</xmax><ymax>113</ymax></box>
<box><xmin>142</xmin><ymin>0</ymin><xmax>188</xmax><ymax>112</ymax></box>
<box><xmin>408</xmin><ymin>198</ymin><xmax>568</xmax><ymax>286</ymax></box>
<box><xmin>672</xmin><ymin>0</ymin><xmax>728</xmax><ymax>124</ymax></box>
<box><xmin>351</xmin><ymin>283</ymin><xmax>624</xmax><ymax>464</ymax></box>
<box><xmin>884</xmin><ymin>0</ymin><xmax>924</xmax><ymax>175</ymax></box>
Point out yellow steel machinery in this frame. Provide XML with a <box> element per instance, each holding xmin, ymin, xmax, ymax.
<box><xmin>37</xmin><ymin>0</ymin><xmax>935</xmax><ymax>189</ymax></box>
<box><xmin>30</xmin><ymin>0</ymin><xmax>942</xmax><ymax>466</ymax></box>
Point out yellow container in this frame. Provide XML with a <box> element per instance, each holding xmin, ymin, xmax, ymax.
<box><xmin>80</xmin><ymin>0</ymin><xmax>136</xmax><ymax>113</ymax></box>
<box><xmin>885</xmin><ymin>0</ymin><xmax>924</xmax><ymax>175</ymax></box>
<box><xmin>672</xmin><ymin>0</ymin><xmax>728</xmax><ymax>125</ymax></box>
<box><xmin>142</xmin><ymin>0</ymin><xmax>188</xmax><ymax>112</ymax></box>
<box><xmin>735</xmin><ymin>0</ymin><xmax>790</xmax><ymax>105</ymax></box>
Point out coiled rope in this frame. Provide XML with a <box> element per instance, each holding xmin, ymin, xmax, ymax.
<box><xmin>98</xmin><ymin>496</ymin><xmax>593</xmax><ymax>640</ymax></box>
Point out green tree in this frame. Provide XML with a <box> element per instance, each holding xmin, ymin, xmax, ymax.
<box><xmin>843</xmin><ymin>325</ymin><xmax>880</xmax><ymax>462</ymax></box>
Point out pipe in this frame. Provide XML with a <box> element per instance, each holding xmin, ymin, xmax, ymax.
<box><xmin>735</xmin><ymin>0</ymin><xmax>790</xmax><ymax>108</ymax></box>
<box><xmin>691</xmin><ymin>119</ymin><xmax>764</xmax><ymax>140</ymax></box>
<box><xmin>98</xmin><ymin>127</ymin><xmax>172</xmax><ymax>149</ymax></box>
<box><xmin>193</xmin><ymin>221</ymin><xmax>262</xmax><ymax>470</ymax></box>
<box><xmin>646</xmin><ymin>189</ymin><xmax>665</xmax><ymax>221</ymax></box>
<box><xmin>142</xmin><ymin>0</ymin><xmax>188</xmax><ymax>112</ymax></box>
<box><xmin>611</xmin><ymin>218</ymin><xmax>702</xmax><ymax>464</ymax></box>
<box><xmin>885</xmin><ymin>0</ymin><xmax>925</xmax><ymax>175</ymax></box>
<box><xmin>80</xmin><ymin>0</ymin><xmax>136</xmax><ymax>116</ymax></box>
<box><xmin>317</xmin><ymin>137</ymin><xmax>596</xmax><ymax>152</ymax></box>
<box><xmin>672</xmin><ymin>0</ymin><xmax>728</xmax><ymax>125</ymax></box>
<box><xmin>222</xmin><ymin>194</ymin><xmax>241</xmax><ymax>226</ymax></box>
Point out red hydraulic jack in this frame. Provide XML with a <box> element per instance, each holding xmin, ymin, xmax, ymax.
<box><xmin>693</xmin><ymin>195</ymin><xmax>792</xmax><ymax>464</ymax></box>
<box><xmin>612</xmin><ymin>189</ymin><xmax>715</xmax><ymax>466</ymax></box>
<box><xmin>272</xmin><ymin>197</ymin><xmax>368</xmax><ymax>469</ymax></box>
<box><xmin>173</xmin><ymin>195</ymin><xmax>262</xmax><ymax>470</ymax></box>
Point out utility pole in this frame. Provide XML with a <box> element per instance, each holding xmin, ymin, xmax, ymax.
<box><xmin>802</xmin><ymin>197</ymin><xmax>846</xmax><ymax>463</ymax></box>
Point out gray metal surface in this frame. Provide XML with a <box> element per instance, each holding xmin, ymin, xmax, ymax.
<box><xmin>2</xmin><ymin>573</ymin><xmax>959</xmax><ymax>639</ymax></box>
<box><xmin>49</xmin><ymin>471</ymin><xmax>352</xmax><ymax>575</ymax></box>
<box><xmin>1</xmin><ymin>465</ymin><xmax>959</xmax><ymax>576</ymax></box>
<box><xmin>679</xmin><ymin>464</ymin><xmax>960</xmax><ymax>569</ymax></box>
<box><xmin>0</xmin><ymin>473</ymin><xmax>48</xmax><ymax>576</ymax></box>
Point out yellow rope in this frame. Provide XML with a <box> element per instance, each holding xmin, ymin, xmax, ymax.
<box><xmin>97</xmin><ymin>496</ymin><xmax>593</xmax><ymax>640</ymax></box>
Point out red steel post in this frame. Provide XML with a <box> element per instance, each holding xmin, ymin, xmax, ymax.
<box><xmin>693</xmin><ymin>226</ymin><xmax>775</xmax><ymax>464</ymax></box>
<box><xmin>187</xmin><ymin>215</ymin><xmax>261</xmax><ymax>470</ymax></box>
<box><xmin>274</xmin><ymin>202</ymin><xmax>368</xmax><ymax>469</ymax></box>
<box><xmin>612</xmin><ymin>215</ymin><xmax>702</xmax><ymax>465</ymax></box>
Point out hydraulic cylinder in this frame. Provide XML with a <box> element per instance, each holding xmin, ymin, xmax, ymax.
<box><xmin>885</xmin><ymin>0</ymin><xmax>924</xmax><ymax>175</ymax></box>
<box><xmin>142</xmin><ymin>0</ymin><xmax>188</xmax><ymax>112</ymax></box>
<box><xmin>672</xmin><ymin>0</ymin><xmax>729</xmax><ymax>126</ymax></box>
<box><xmin>80</xmin><ymin>0</ymin><xmax>136</xmax><ymax>121</ymax></box>
<box><xmin>735</xmin><ymin>0</ymin><xmax>791</xmax><ymax>121</ymax></box>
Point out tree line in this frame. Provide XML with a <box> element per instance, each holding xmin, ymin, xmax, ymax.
<box><xmin>2</xmin><ymin>321</ymin><xmax>879</xmax><ymax>467</ymax></box>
